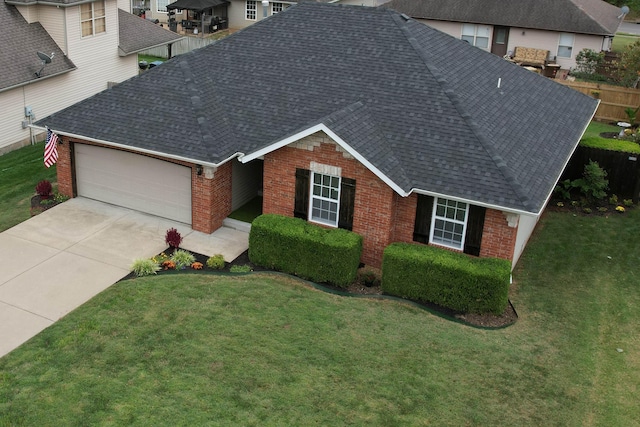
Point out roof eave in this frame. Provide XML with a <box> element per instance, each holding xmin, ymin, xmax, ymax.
<box><xmin>0</xmin><ymin>67</ymin><xmax>77</xmax><ymax>94</ymax></box>
<box><xmin>118</xmin><ymin>38</ymin><xmax>184</xmax><ymax>57</ymax></box>
<box><xmin>29</xmin><ymin>125</ymin><xmax>236</xmax><ymax>169</ymax></box>
<box><xmin>240</xmin><ymin>123</ymin><xmax>410</xmax><ymax>197</ymax></box>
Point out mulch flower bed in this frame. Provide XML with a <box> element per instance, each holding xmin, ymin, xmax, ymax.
<box><xmin>125</xmin><ymin>248</ymin><xmax>517</xmax><ymax>328</ymax></box>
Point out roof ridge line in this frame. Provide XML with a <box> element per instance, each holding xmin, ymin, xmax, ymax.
<box><xmin>178</xmin><ymin>57</ymin><xmax>220</xmax><ymax>158</ymax></box>
<box><xmin>565</xmin><ymin>0</ymin><xmax>612</xmax><ymax>35</ymax></box>
<box><xmin>391</xmin><ymin>13</ymin><xmax>533</xmax><ymax>210</ymax></box>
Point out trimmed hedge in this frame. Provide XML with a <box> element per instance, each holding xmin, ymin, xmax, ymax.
<box><xmin>248</xmin><ymin>214</ymin><xmax>362</xmax><ymax>287</ymax></box>
<box><xmin>381</xmin><ymin>243</ymin><xmax>510</xmax><ymax>315</ymax></box>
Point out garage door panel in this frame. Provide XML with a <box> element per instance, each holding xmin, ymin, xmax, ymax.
<box><xmin>75</xmin><ymin>144</ymin><xmax>192</xmax><ymax>224</ymax></box>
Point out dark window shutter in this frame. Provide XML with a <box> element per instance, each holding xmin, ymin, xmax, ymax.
<box><xmin>338</xmin><ymin>177</ymin><xmax>356</xmax><ymax>230</ymax></box>
<box><xmin>413</xmin><ymin>195</ymin><xmax>434</xmax><ymax>244</ymax></box>
<box><xmin>294</xmin><ymin>168</ymin><xmax>310</xmax><ymax>219</ymax></box>
<box><xmin>463</xmin><ymin>205</ymin><xmax>486</xmax><ymax>257</ymax></box>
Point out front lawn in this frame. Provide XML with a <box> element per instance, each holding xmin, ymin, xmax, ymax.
<box><xmin>0</xmin><ymin>143</ymin><xmax>56</xmax><ymax>232</ymax></box>
<box><xmin>0</xmin><ymin>210</ymin><xmax>638</xmax><ymax>425</ymax></box>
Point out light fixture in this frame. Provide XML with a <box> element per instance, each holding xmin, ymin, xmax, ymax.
<box><xmin>196</xmin><ymin>165</ymin><xmax>203</xmax><ymax>175</ymax></box>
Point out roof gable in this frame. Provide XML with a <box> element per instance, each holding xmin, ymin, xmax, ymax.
<box><xmin>0</xmin><ymin>1</ymin><xmax>76</xmax><ymax>92</ymax></box>
<box><xmin>38</xmin><ymin>2</ymin><xmax>597</xmax><ymax>214</ymax></box>
<box><xmin>118</xmin><ymin>9</ymin><xmax>183</xmax><ymax>56</ymax></box>
<box><xmin>383</xmin><ymin>0</ymin><xmax>624</xmax><ymax>35</ymax></box>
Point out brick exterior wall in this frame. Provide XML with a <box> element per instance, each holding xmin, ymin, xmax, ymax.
<box><xmin>192</xmin><ymin>162</ymin><xmax>233</xmax><ymax>233</ymax></box>
<box><xmin>56</xmin><ymin>136</ymin><xmax>74</xmax><ymax>198</ymax></box>
<box><xmin>55</xmin><ymin>138</ymin><xmax>232</xmax><ymax>235</ymax></box>
<box><xmin>263</xmin><ymin>132</ymin><xmax>397</xmax><ymax>267</ymax></box>
<box><xmin>479</xmin><ymin>209</ymin><xmax>517</xmax><ymax>261</ymax></box>
<box><xmin>263</xmin><ymin>131</ymin><xmax>518</xmax><ymax>267</ymax></box>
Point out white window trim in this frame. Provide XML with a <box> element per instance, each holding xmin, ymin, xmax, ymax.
<box><xmin>80</xmin><ymin>1</ymin><xmax>106</xmax><ymax>38</ymax></box>
<box><xmin>309</xmin><ymin>169</ymin><xmax>341</xmax><ymax>228</ymax></box>
<box><xmin>557</xmin><ymin>33</ymin><xmax>574</xmax><ymax>58</ymax></box>
<box><xmin>461</xmin><ymin>24</ymin><xmax>490</xmax><ymax>50</ymax></box>
<box><xmin>246</xmin><ymin>0</ymin><xmax>257</xmax><ymax>20</ymax></box>
<box><xmin>271</xmin><ymin>2</ymin><xmax>284</xmax><ymax>13</ymax></box>
<box><xmin>429</xmin><ymin>197</ymin><xmax>469</xmax><ymax>250</ymax></box>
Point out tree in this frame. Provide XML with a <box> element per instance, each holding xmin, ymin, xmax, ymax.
<box><xmin>616</xmin><ymin>40</ymin><xmax>640</xmax><ymax>88</ymax></box>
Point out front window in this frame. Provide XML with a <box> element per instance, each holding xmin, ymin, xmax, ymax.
<box><xmin>310</xmin><ymin>172</ymin><xmax>340</xmax><ymax>227</ymax></box>
<box><xmin>246</xmin><ymin>0</ymin><xmax>257</xmax><ymax>20</ymax></box>
<box><xmin>80</xmin><ymin>1</ymin><xmax>106</xmax><ymax>37</ymax></box>
<box><xmin>430</xmin><ymin>198</ymin><xmax>468</xmax><ymax>249</ymax></box>
<box><xmin>557</xmin><ymin>33</ymin><xmax>574</xmax><ymax>58</ymax></box>
<box><xmin>461</xmin><ymin>24</ymin><xmax>490</xmax><ymax>50</ymax></box>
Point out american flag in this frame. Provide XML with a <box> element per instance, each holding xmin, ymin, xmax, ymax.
<box><xmin>44</xmin><ymin>127</ymin><xmax>59</xmax><ymax>168</ymax></box>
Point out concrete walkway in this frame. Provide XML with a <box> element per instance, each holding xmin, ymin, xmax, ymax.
<box><xmin>0</xmin><ymin>198</ymin><xmax>249</xmax><ymax>358</ymax></box>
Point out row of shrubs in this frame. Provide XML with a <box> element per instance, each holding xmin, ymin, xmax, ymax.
<box><xmin>248</xmin><ymin>214</ymin><xmax>362</xmax><ymax>287</ymax></box>
<box><xmin>248</xmin><ymin>214</ymin><xmax>511</xmax><ymax>315</ymax></box>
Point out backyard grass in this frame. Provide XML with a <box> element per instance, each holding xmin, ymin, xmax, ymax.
<box><xmin>612</xmin><ymin>32</ymin><xmax>640</xmax><ymax>52</ymax></box>
<box><xmin>580</xmin><ymin>121</ymin><xmax>640</xmax><ymax>153</ymax></box>
<box><xmin>0</xmin><ymin>209</ymin><xmax>638</xmax><ymax>425</ymax></box>
<box><xmin>0</xmin><ymin>142</ymin><xmax>56</xmax><ymax>232</ymax></box>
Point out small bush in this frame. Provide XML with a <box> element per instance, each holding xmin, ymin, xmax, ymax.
<box><xmin>165</xmin><ymin>228</ymin><xmax>183</xmax><ymax>248</ymax></box>
<box><xmin>171</xmin><ymin>249</ymin><xmax>195</xmax><ymax>269</ymax></box>
<box><xmin>609</xmin><ymin>194</ymin><xmax>619</xmax><ymax>205</ymax></box>
<box><xmin>357</xmin><ymin>268</ymin><xmax>381</xmax><ymax>287</ymax></box>
<box><xmin>206</xmin><ymin>254</ymin><xmax>225</xmax><ymax>270</ymax></box>
<box><xmin>35</xmin><ymin>180</ymin><xmax>52</xmax><ymax>197</ymax></box>
<box><xmin>249</xmin><ymin>214</ymin><xmax>362</xmax><ymax>288</ymax></box>
<box><xmin>572</xmin><ymin>160</ymin><xmax>609</xmax><ymax>202</ymax></box>
<box><xmin>230</xmin><ymin>265</ymin><xmax>252</xmax><ymax>273</ymax></box>
<box><xmin>381</xmin><ymin>243</ymin><xmax>511</xmax><ymax>315</ymax></box>
<box><xmin>623</xmin><ymin>199</ymin><xmax>634</xmax><ymax>207</ymax></box>
<box><xmin>131</xmin><ymin>258</ymin><xmax>161</xmax><ymax>277</ymax></box>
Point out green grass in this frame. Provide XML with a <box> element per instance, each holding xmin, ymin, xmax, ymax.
<box><xmin>0</xmin><ymin>143</ymin><xmax>57</xmax><ymax>232</ymax></box>
<box><xmin>1</xmin><ymin>210</ymin><xmax>638</xmax><ymax>425</ymax></box>
<box><xmin>612</xmin><ymin>32</ymin><xmax>640</xmax><ymax>52</ymax></box>
<box><xmin>138</xmin><ymin>54</ymin><xmax>166</xmax><ymax>64</ymax></box>
<box><xmin>228</xmin><ymin>196</ymin><xmax>263</xmax><ymax>223</ymax></box>
<box><xmin>580</xmin><ymin>121</ymin><xmax>640</xmax><ymax>153</ymax></box>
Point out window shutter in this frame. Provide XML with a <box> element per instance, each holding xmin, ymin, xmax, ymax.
<box><xmin>413</xmin><ymin>194</ymin><xmax>433</xmax><ymax>244</ymax></box>
<box><xmin>338</xmin><ymin>177</ymin><xmax>356</xmax><ymax>230</ymax></box>
<box><xmin>294</xmin><ymin>168</ymin><xmax>310</xmax><ymax>219</ymax></box>
<box><xmin>463</xmin><ymin>205</ymin><xmax>486</xmax><ymax>257</ymax></box>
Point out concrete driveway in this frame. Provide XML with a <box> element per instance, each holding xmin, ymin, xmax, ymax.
<box><xmin>0</xmin><ymin>198</ymin><xmax>249</xmax><ymax>358</ymax></box>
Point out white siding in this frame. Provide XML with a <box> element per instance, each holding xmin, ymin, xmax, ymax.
<box><xmin>512</xmin><ymin>213</ymin><xmax>539</xmax><ymax>269</ymax></box>
<box><xmin>419</xmin><ymin>19</ymin><xmax>605</xmax><ymax>69</ymax></box>
<box><xmin>232</xmin><ymin>159</ymin><xmax>263</xmax><ymax>210</ymax></box>
<box><xmin>0</xmin><ymin>0</ymin><xmax>139</xmax><ymax>151</ymax></box>
<box><xmin>34</xmin><ymin>6</ymin><xmax>67</xmax><ymax>53</ymax></box>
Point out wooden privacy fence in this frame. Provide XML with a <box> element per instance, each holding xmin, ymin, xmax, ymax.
<box><xmin>141</xmin><ymin>36</ymin><xmax>218</xmax><ymax>58</ymax></box>
<box><xmin>557</xmin><ymin>81</ymin><xmax>640</xmax><ymax>123</ymax></box>
<box><xmin>561</xmin><ymin>145</ymin><xmax>640</xmax><ymax>202</ymax></box>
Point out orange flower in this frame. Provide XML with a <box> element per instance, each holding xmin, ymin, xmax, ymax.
<box><xmin>191</xmin><ymin>262</ymin><xmax>204</xmax><ymax>270</ymax></box>
<box><xmin>162</xmin><ymin>260</ymin><xmax>176</xmax><ymax>270</ymax></box>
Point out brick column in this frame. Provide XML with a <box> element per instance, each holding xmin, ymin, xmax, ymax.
<box><xmin>191</xmin><ymin>161</ymin><xmax>232</xmax><ymax>233</ymax></box>
<box><xmin>479</xmin><ymin>209</ymin><xmax>517</xmax><ymax>261</ymax></box>
<box><xmin>56</xmin><ymin>137</ymin><xmax>74</xmax><ymax>198</ymax></box>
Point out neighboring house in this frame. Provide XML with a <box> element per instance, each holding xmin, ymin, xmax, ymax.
<box><xmin>383</xmin><ymin>0</ymin><xmax>625</xmax><ymax>70</ymax></box>
<box><xmin>0</xmin><ymin>0</ymin><xmax>181</xmax><ymax>153</ymax></box>
<box><xmin>38</xmin><ymin>2</ymin><xmax>598</xmax><ymax>269</ymax></box>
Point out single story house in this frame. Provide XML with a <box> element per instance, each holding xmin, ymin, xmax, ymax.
<box><xmin>383</xmin><ymin>0</ymin><xmax>625</xmax><ymax>70</ymax></box>
<box><xmin>0</xmin><ymin>0</ymin><xmax>182</xmax><ymax>153</ymax></box>
<box><xmin>37</xmin><ymin>2</ymin><xmax>598</xmax><ymax>269</ymax></box>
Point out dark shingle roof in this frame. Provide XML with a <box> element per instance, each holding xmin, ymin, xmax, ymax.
<box><xmin>383</xmin><ymin>0</ymin><xmax>623</xmax><ymax>35</ymax></box>
<box><xmin>38</xmin><ymin>2</ymin><xmax>598</xmax><ymax>214</ymax></box>
<box><xmin>118</xmin><ymin>9</ymin><xmax>183</xmax><ymax>56</ymax></box>
<box><xmin>0</xmin><ymin>1</ymin><xmax>76</xmax><ymax>92</ymax></box>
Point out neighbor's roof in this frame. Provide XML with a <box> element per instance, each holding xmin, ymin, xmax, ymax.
<box><xmin>383</xmin><ymin>0</ymin><xmax>624</xmax><ymax>35</ymax></box>
<box><xmin>118</xmin><ymin>9</ymin><xmax>183</xmax><ymax>56</ymax></box>
<box><xmin>38</xmin><ymin>2</ymin><xmax>598</xmax><ymax>214</ymax></box>
<box><xmin>0</xmin><ymin>1</ymin><xmax>76</xmax><ymax>92</ymax></box>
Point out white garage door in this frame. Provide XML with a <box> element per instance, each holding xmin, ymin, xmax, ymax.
<box><xmin>75</xmin><ymin>144</ymin><xmax>192</xmax><ymax>224</ymax></box>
